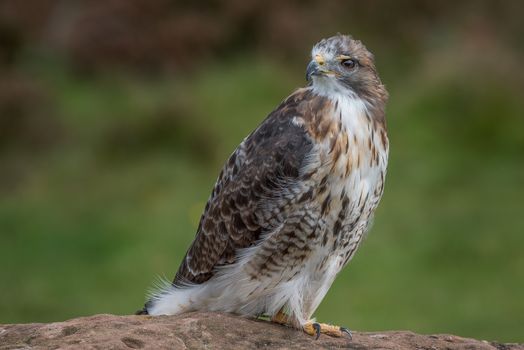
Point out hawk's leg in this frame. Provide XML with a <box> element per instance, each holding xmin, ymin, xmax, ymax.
<box><xmin>270</xmin><ymin>309</ymin><xmax>351</xmax><ymax>340</ymax></box>
<box><xmin>303</xmin><ymin>321</ymin><xmax>352</xmax><ymax>340</ymax></box>
<box><xmin>270</xmin><ymin>309</ymin><xmax>290</xmax><ymax>325</ymax></box>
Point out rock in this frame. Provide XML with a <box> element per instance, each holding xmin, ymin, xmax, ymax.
<box><xmin>0</xmin><ymin>312</ymin><xmax>522</xmax><ymax>350</ymax></box>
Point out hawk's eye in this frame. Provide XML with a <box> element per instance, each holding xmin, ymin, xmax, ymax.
<box><xmin>341</xmin><ymin>58</ymin><xmax>356</xmax><ymax>69</ymax></box>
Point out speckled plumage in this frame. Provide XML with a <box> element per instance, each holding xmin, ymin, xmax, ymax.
<box><xmin>142</xmin><ymin>34</ymin><xmax>389</xmax><ymax>329</ymax></box>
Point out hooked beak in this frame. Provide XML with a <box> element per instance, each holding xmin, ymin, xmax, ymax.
<box><xmin>306</xmin><ymin>54</ymin><xmax>326</xmax><ymax>82</ymax></box>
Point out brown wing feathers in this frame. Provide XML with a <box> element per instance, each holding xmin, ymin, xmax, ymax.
<box><xmin>173</xmin><ymin>90</ymin><xmax>316</xmax><ymax>286</ymax></box>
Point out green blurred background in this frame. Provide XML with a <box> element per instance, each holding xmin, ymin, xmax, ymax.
<box><xmin>0</xmin><ymin>0</ymin><xmax>523</xmax><ymax>343</ymax></box>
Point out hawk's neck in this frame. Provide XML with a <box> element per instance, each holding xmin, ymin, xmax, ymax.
<box><xmin>308</xmin><ymin>79</ymin><xmax>387</xmax><ymax>129</ymax></box>
<box><xmin>289</xmin><ymin>86</ymin><xmax>383</xmax><ymax>144</ymax></box>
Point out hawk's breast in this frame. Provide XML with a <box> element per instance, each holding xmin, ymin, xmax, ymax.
<box><xmin>298</xmin><ymin>91</ymin><xmax>388</xmax><ymax>261</ymax></box>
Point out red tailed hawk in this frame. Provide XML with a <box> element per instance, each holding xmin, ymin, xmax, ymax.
<box><xmin>138</xmin><ymin>34</ymin><xmax>389</xmax><ymax>339</ymax></box>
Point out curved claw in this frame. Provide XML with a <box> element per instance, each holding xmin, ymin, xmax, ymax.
<box><xmin>313</xmin><ymin>322</ymin><xmax>321</xmax><ymax>340</ymax></box>
<box><xmin>340</xmin><ymin>327</ymin><xmax>353</xmax><ymax>339</ymax></box>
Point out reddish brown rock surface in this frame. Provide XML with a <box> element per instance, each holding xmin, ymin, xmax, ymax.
<box><xmin>0</xmin><ymin>312</ymin><xmax>522</xmax><ymax>350</ymax></box>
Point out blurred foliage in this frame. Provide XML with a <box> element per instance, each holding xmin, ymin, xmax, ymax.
<box><xmin>0</xmin><ymin>0</ymin><xmax>523</xmax><ymax>343</ymax></box>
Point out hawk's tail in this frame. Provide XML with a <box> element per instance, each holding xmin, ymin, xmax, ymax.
<box><xmin>135</xmin><ymin>306</ymin><xmax>149</xmax><ymax>315</ymax></box>
<box><xmin>135</xmin><ymin>298</ymin><xmax>156</xmax><ymax>315</ymax></box>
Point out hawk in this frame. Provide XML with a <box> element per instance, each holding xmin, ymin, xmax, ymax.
<box><xmin>139</xmin><ymin>34</ymin><xmax>389</xmax><ymax>339</ymax></box>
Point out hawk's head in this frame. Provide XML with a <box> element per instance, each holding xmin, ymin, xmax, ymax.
<box><xmin>306</xmin><ymin>34</ymin><xmax>386</xmax><ymax>103</ymax></box>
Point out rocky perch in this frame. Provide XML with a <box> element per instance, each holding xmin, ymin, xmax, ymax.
<box><xmin>0</xmin><ymin>312</ymin><xmax>522</xmax><ymax>350</ymax></box>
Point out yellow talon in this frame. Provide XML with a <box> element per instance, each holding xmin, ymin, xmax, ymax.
<box><xmin>303</xmin><ymin>321</ymin><xmax>352</xmax><ymax>339</ymax></box>
<box><xmin>270</xmin><ymin>310</ymin><xmax>352</xmax><ymax>340</ymax></box>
